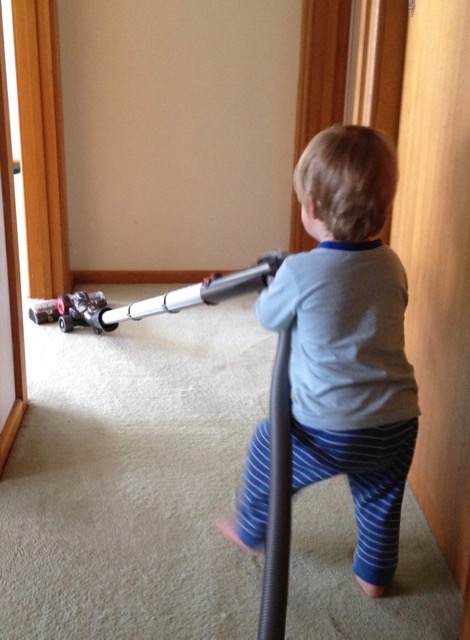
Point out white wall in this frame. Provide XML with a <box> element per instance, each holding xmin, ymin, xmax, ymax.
<box><xmin>58</xmin><ymin>0</ymin><xmax>301</xmax><ymax>272</ymax></box>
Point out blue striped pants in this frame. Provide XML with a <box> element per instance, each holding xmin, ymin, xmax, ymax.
<box><xmin>236</xmin><ymin>417</ymin><xmax>418</xmax><ymax>587</ymax></box>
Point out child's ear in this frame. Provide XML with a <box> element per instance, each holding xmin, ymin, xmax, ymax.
<box><xmin>306</xmin><ymin>194</ymin><xmax>318</xmax><ymax>219</ymax></box>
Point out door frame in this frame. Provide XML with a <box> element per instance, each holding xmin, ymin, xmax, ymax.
<box><xmin>290</xmin><ymin>0</ymin><xmax>408</xmax><ymax>252</ymax></box>
<box><xmin>12</xmin><ymin>0</ymin><xmax>70</xmax><ymax>299</ymax></box>
<box><xmin>0</xmin><ymin>9</ymin><xmax>27</xmax><ymax>476</ymax></box>
<box><xmin>290</xmin><ymin>0</ymin><xmax>353</xmax><ymax>253</ymax></box>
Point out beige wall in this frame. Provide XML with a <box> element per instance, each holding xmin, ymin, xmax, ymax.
<box><xmin>58</xmin><ymin>1</ymin><xmax>301</xmax><ymax>272</ymax></box>
<box><xmin>390</xmin><ymin>0</ymin><xmax>470</xmax><ymax>600</ymax></box>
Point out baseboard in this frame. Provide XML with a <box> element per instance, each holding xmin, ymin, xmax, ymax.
<box><xmin>0</xmin><ymin>399</ymin><xmax>27</xmax><ymax>479</ymax></box>
<box><xmin>72</xmin><ymin>270</ymin><xmax>230</xmax><ymax>287</ymax></box>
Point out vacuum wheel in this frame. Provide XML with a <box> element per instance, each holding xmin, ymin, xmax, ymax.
<box><xmin>59</xmin><ymin>314</ymin><xmax>74</xmax><ymax>333</ymax></box>
<box><xmin>56</xmin><ymin>295</ymin><xmax>71</xmax><ymax>316</ymax></box>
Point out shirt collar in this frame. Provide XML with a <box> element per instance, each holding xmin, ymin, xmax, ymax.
<box><xmin>317</xmin><ymin>239</ymin><xmax>383</xmax><ymax>251</ymax></box>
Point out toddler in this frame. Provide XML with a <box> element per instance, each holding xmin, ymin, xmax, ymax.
<box><xmin>217</xmin><ymin>125</ymin><xmax>420</xmax><ymax>598</ymax></box>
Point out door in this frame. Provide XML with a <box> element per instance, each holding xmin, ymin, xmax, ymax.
<box><xmin>0</xmin><ymin>10</ymin><xmax>27</xmax><ymax>477</ymax></box>
<box><xmin>12</xmin><ymin>0</ymin><xmax>71</xmax><ymax>298</ymax></box>
<box><xmin>289</xmin><ymin>0</ymin><xmax>408</xmax><ymax>251</ymax></box>
<box><xmin>289</xmin><ymin>0</ymin><xmax>352</xmax><ymax>253</ymax></box>
<box><xmin>390</xmin><ymin>1</ymin><xmax>470</xmax><ymax>636</ymax></box>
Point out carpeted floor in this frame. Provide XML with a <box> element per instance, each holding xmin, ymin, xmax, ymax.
<box><xmin>0</xmin><ymin>285</ymin><xmax>463</xmax><ymax>639</ymax></box>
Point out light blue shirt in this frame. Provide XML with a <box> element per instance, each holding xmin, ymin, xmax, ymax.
<box><xmin>255</xmin><ymin>241</ymin><xmax>420</xmax><ymax>431</ymax></box>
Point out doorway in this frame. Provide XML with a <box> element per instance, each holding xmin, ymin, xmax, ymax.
<box><xmin>289</xmin><ymin>0</ymin><xmax>408</xmax><ymax>253</ymax></box>
<box><xmin>2</xmin><ymin>0</ymin><xmax>70</xmax><ymax>300</ymax></box>
<box><xmin>1</xmin><ymin>0</ymin><xmax>28</xmax><ymax>297</ymax></box>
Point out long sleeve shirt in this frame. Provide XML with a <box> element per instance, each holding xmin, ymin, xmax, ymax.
<box><xmin>254</xmin><ymin>240</ymin><xmax>420</xmax><ymax>431</ymax></box>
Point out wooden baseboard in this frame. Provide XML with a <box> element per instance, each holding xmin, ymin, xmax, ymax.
<box><xmin>72</xmin><ymin>270</ymin><xmax>230</xmax><ymax>287</ymax></box>
<box><xmin>0</xmin><ymin>399</ymin><xmax>27</xmax><ymax>479</ymax></box>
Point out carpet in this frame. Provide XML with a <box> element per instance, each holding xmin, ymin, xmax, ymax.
<box><xmin>0</xmin><ymin>284</ymin><xmax>463</xmax><ymax>639</ymax></box>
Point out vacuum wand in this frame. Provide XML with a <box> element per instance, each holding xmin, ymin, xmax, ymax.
<box><xmin>102</xmin><ymin>258</ymin><xmax>280</xmax><ymax>325</ymax></box>
<box><xmin>29</xmin><ymin>252</ymin><xmax>286</xmax><ymax>334</ymax></box>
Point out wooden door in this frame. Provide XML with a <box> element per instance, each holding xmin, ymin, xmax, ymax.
<box><xmin>289</xmin><ymin>0</ymin><xmax>408</xmax><ymax>252</ymax></box>
<box><xmin>390</xmin><ymin>2</ymin><xmax>470</xmax><ymax>636</ymax></box>
<box><xmin>289</xmin><ymin>0</ymin><xmax>352</xmax><ymax>253</ymax></box>
<box><xmin>12</xmin><ymin>0</ymin><xmax>71</xmax><ymax>298</ymax></box>
<box><xmin>0</xmin><ymin>9</ymin><xmax>27</xmax><ymax>476</ymax></box>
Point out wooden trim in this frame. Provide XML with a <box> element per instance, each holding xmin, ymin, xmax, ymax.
<box><xmin>72</xmin><ymin>270</ymin><xmax>232</xmax><ymax>287</ymax></box>
<box><xmin>361</xmin><ymin>2</ymin><xmax>407</xmax><ymax>242</ymax></box>
<box><xmin>12</xmin><ymin>0</ymin><xmax>71</xmax><ymax>298</ymax></box>
<box><xmin>12</xmin><ymin>0</ymin><xmax>51</xmax><ymax>297</ymax></box>
<box><xmin>291</xmin><ymin>1</ymin><xmax>408</xmax><ymax>250</ymax></box>
<box><xmin>0</xmin><ymin>11</ymin><xmax>27</xmax><ymax>403</ymax></box>
<box><xmin>0</xmin><ymin>400</ymin><xmax>27</xmax><ymax>477</ymax></box>
<box><xmin>0</xmin><ymin>11</ymin><xmax>27</xmax><ymax>479</ymax></box>
<box><xmin>347</xmin><ymin>0</ymin><xmax>408</xmax><ymax>138</ymax></box>
<box><xmin>289</xmin><ymin>0</ymin><xmax>353</xmax><ymax>253</ymax></box>
<box><xmin>37</xmin><ymin>1</ymin><xmax>71</xmax><ymax>295</ymax></box>
<box><xmin>345</xmin><ymin>1</ymin><xmax>373</xmax><ymax>124</ymax></box>
<box><xmin>364</xmin><ymin>0</ymin><xmax>408</xmax><ymax>139</ymax></box>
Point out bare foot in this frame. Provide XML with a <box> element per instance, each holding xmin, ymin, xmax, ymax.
<box><xmin>215</xmin><ymin>514</ymin><xmax>260</xmax><ymax>553</ymax></box>
<box><xmin>355</xmin><ymin>575</ymin><xmax>386</xmax><ymax>598</ymax></box>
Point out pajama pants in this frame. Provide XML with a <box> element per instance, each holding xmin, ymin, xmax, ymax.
<box><xmin>236</xmin><ymin>416</ymin><xmax>418</xmax><ymax>587</ymax></box>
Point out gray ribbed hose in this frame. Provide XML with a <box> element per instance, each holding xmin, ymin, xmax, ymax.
<box><xmin>257</xmin><ymin>329</ymin><xmax>292</xmax><ymax>640</ymax></box>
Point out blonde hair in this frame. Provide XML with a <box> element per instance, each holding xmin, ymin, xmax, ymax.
<box><xmin>293</xmin><ymin>125</ymin><xmax>398</xmax><ymax>242</ymax></box>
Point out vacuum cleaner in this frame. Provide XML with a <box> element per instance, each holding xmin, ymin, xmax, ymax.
<box><xmin>29</xmin><ymin>250</ymin><xmax>293</xmax><ymax>639</ymax></box>
<box><xmin>28</xmin><ymin>252</ymin><xmax>286</xmax><ymax>334</ymax></box>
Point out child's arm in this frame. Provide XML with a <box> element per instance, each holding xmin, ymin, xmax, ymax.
<box><xmin>254</xmin><ymin>261</ymin><xmax>297</xmax><ymax>332</ymax></box>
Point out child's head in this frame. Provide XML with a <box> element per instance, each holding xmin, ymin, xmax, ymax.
<box><xmin>293</xmin><ymin>125</ymin><xmax>398</xmax><ymax>242</ymax></box>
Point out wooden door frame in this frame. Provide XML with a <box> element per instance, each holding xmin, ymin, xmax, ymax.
<box><xmin>347</xmin><ymin>0</ymin><xmax>408</xmax><ymax>136</ymax></box>
<box><xmin>290</xmin><ymin>0</ymin><xmax>352</xmax><ymax>253</ymax></box>
<box><xmin>0</xmin><ymin>9</ymin><xmax>27</xmax><ymax>476</ymax></box>
<box><xmin>290</xmin><ymin>0</ymin><xmax>408</xmax><ymax>252</ymax></box>
<box><xmin>12</xmin><ymin>0</ymin><xmax>70</xmax><ymax>299</ymax></box>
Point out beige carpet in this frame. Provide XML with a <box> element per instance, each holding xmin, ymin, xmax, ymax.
<box><xmin>0</xmin><ymin>285</ymin><xmax>463</xmax><ymax>639</ymax></box>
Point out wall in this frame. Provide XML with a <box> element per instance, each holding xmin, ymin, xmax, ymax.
<box><xmin>390</xmin><ymin>0</ymin><xmax>470</xmax><ymax>606</ymax></box>
<box><xmin>58</xmin><ymin>0</ymin><xmax>301</xmax><ymax>272</ymax></box>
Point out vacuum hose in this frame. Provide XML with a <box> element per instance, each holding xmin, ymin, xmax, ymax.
<box><xmin>257</xmin><ymin>329</ymin><xmax>292</xmax><ymax>640</ymax></box>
